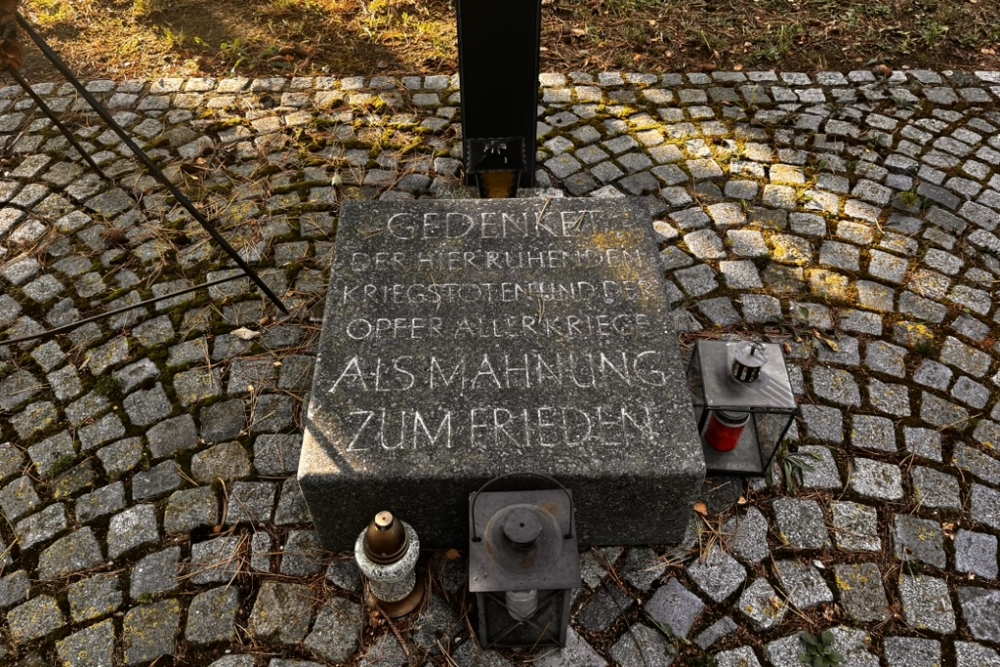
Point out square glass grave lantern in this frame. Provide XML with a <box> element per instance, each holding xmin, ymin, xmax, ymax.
<box><xmin>468</xmin><ymin>475</ymin><xmax>580</xmax><ymax>649</ymax></box>
<box><xmin>687</xmin><ymin>340</ymin><xmax>797</xmax><ymax>476</ymax></box>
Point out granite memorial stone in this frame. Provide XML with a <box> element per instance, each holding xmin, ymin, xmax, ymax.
<box><xmin>299</xmin><ymin>198</ymin><xmax>704</xmax><ymax>549</ymax></box>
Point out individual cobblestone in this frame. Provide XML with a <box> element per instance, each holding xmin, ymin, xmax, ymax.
<box><xmin>958</xmin><ymin>588</ymin><xmax>1000</xmax><ymax>643</ymax></box>
<box><xmin>687</xmin><ymin>548</ymin><xmax>747</xmax><ymax>602</ymax></box>
<box><xmin>56</xmin><ymin>619</ymin><xmax>115</xmax><ymax>667</ymax></box>
<box><xmin>123</xmin><ymin>599</ymin><xmax>181</xmax><ymax>666</ymax></box>
<box><xmin>130</xmin><ymin>547</ymin><xmax>180</xmax><ymax>599</ymax></box>
<box><xmin>773</xmin><ymin>499</ymin><xmax>830</xmax><ymax>549</ymax></box>
<box><xmin>249</xmin><ymin>581</ymin><xmax>315</xmax><ymax>645</ymax></box>
<box><xmin>954</xmin><ymin>530</ymin><xmax>998</xmax><ymax>580</ymax></box>
<box><xmin>774</xmin><ymin>560</ymin><xmax>832</xmax><ymax>610</ymax></box>
<box><xmin>37</xmin><ymin>527</ymin><xmax>103</xmax><ymax>580</ymax></box>
<box><xmin>834</xmin><ymin>563</ymin><xmax>890</xmax><ymax>622</ymax></box>
<box><xmin>67</xmin><ymin>573</ymin><xmax>121</xmax><ymax>623</ymax></box>
<box><xmin>303</xmin><ymin>597</ymin><xmax>361</xmax><ymax>662</ymax></box>
<box><xmin>8</xmin><ymin>594</ymin><xmax>65</xmax><ymax>644</ymax></box>
<box><xmin>186</xmin><ymin>586</ymin><xmax>241</xmax><ymax>644</ymax></box>
<box><xmin>738</xmin><ymin>578</ymin><xmax>786</xmax><ymax>630</ymax></box>
<box><xmin>899</xmin><ymin>575</ymin><xmax>956</xmax><ymax>634</ymax></box>
<box><xmin>850</xmin><ymin>459</ymin><xmax>904</xmax><ymax>501</ymax></box>
<box><xmin>107</xmin><ymin>504</ymin><xmax>159</xmax><ymax>559</ymax></box>
<box><xmin>190</xmin><ymin>536</ymin><xmax>241</xmax><ymax>584</ymax></box>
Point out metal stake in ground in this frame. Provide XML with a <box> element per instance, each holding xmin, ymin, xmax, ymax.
<box><xmin>14</xmin><ymin>12</ymin><xmax>289</xmax><ymax>315</ymax></box>
<box><xmin>3</xmin><ymin>67</ymin><xmax>109</xmax><ymax>180</ymax></box>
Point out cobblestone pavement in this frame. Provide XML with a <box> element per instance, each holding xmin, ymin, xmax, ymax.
<box><xmin>0</xmin><ymin>69</ymin><xmax>999</xmax><ymax>666</ymax></box>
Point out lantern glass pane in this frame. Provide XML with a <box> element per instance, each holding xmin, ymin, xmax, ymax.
<box><xmin>687</xmin><ymin>346</ymin><xmax>706</xmax><ymax>408</ymax></box>
<box><xmin>754</xmin><ymin>410</ymin><xmax>793</xmax><ymax>470</ymax></box>
<box><xmin>478</xmin><ymin>590</ymin><xmax>568</xmax><ymax>648</ymax></box>
<box><xmin>697</xmin><ymin>405</ymin><xmax>764</xmax><ymax>474</ymax></box>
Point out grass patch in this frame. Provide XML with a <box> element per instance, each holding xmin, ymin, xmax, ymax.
<box><xmin>15</xmin><ymin>0</ymin><xmax>1000</xmax><ymax>83</ymax></box>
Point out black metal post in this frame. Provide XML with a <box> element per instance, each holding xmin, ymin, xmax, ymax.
<box><xmin>0</xmin><ymin>272</ymin><xmax>249</xmax><ymax>347</ymax></box>
<box><xmin>456</xmin><ymin>0</ymin><xmax>541</xmax><ymax>198</ymax></box>
<box><xmin>15</xmin><ymin>13</ymin><xmax>288</xmax><ymax>315</ymax></box>
<box><xmin>6</xmin><ymin>67</ymin><xmax>108</xmax><ymax>180</ymax></box>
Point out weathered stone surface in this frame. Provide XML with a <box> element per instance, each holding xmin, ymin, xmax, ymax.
<box><xmin>911</xmin><ymin>466</ymin><xmax>961</xmax><ymax>510</ymax></box>
<box><xmin>899</xmin><ymin>574</ymin><xmax>955</xmax><ymax>634</ymax></box>
<box><xmin>687</xmin><ymin>548</ymin><xmax>747</xmax><ymax>602</ymax></box>
<box><xmin>67</xmin><ymin>573</ymin><xmax>121</xmax><ymax>623</ymax></box>
<box><xmin>0</xmin><ymin>570</ymin><xmax>30</xmax><ymax>609</ymax></box>
<box><xmin>8</xmin><ymin>595</ymin><xmax>65</xmax><ymax>644</ymax></box>
<box><xmin>131</xmin><ymin>547</ymin><xmax>180</xmax><ymax>599</ymax></box>
<box><xmin>132</xmin><ymin>461</ymin><xmax>182</xmax><ymax>500</ymax></box>
<box><xmin>185</xmin><ymin>586</ymin><xmax>241</xmax><ymax>644</ymax></box>
<box><xmin>722</xmin><ymin>508</ymin><xmax>769</xmax><ymax>565</ymax></box>
<box><xmin>715</xmin><ymin>646</ymin><xmax>762</xmax><ymax>667</ymax></box>
<box><xmin>646</xmin><ymin>578</ymin><xmax>705</xmax><ymax>638</ymax></box>
<box><xmin>884</xmin><ymin>637</ymin><xmax>941</xmax><ymax>667</ymax></box>
<box><xmin>37</xmin><ymin>527</ymin><xmax>103</xmax><ymax>579</ymax></box>
<box><xmin>358</xmin><ymin>633</ymin><xmax>409</xmax><ymax>667</ymax></box>
<box><xmin>894</xmin><ymin>516</ymin><xmax>946</xmax><ymax>568</ymax></box>
<box><xmin>830</xmin><ymin>501</ymin><xmax>881</xmax><ymax>552</ymax></box>
<box><xmin>834</xmin><ymin>563</ymin><xmax>890</xmax><ymax>622</ymax></box>
<box><xmin>299</xmin><ymin>199</ymin><xmax>704</xmax><ymax>549</ymax></box>
<box><xmin>773</xmin><ymin>498</ymin><xmax>829</xmax><ymax>548</ymax></box>
<box><xmin>123</xmin><ymin>599</ymin><xmax>181</xmax><ymax>666</ymax></box>
<box><xmin>610</xmin><ymin>624</ymin><xmax>675</xmax><ymax>667</ymax></box>
<box><xmin>955</xmin><ymin>530</ymin><xmax>998</xmax><ymax>579</ymax></box>
<box><xmin>254</xmin><ymin>433</ymin><xmax>303</xmax><ymax>476</ymax></box>
<box><xmin>163</xmin><ymin>487</ymin><xmax>219</xmax><ymax>534</ymax></box>
<box><xmin>107</xmin><ymin>504</ymin><xmax>159</xmax><ymax>559</ymax></box>
<box><xmin>774</xmin><ymin>560</ymin><xmax>833</xmax><ymax>610</ymax></box>
<box><xmin>304</xmin><ymin>597</ymin><xmax>362</xmax><ymax>662</ymax></box>
<box><xmin>411</xmin><ymin>593</ymin><xmax>461</xmax><ymax>654</ymax></box>
<box><xmin>738</xmin><ymin>577</ymin><xmax>785</xmax><ymax>630</ymax></box>
<box><xmin>15</xmin><ymin>502</ymin><xmax>69</xmax><ymax>550</ymax></box>
<box><xmin>55</xmin><ymin>619</ymin><xmax>115</xmax><ymax>667</ymax></box>
<box><xmin>146</xmin><ymin>414</ymin><xmax>198</xmax><ymax>459</ymax></box>
<box><xmin>619</xmin><ymin>547</ymin><xmax>667</xmax><ymax>591</ymax></box>
<box><xmin>955</xmin><ymin>642</ymin><xmax>1000</xmax><ymax>667</ymax></box>
<box><xmin>958</xmin><ymin>587</ymin><xmax>1000</xmax><ymax>642</ymax></box>
<box><xmin>249</xmin><ymin>581</ymin><xmax>315</xmax><ymax>644</ymax></box>
<box><xmin>279</xmin><ymin>530</ymin><xmax>325</xmax><ymax>576</ymax></box>
<box><xmin>580</xmin><ymin>581</ymin><xmax>635</xmax><ymax>631</ymax></box>
<box><xmin>850</xmin><ymin>458</ymin><xmax>904</xmax><ymax>500</ymax></box>
<box><xmin>1</xmin><ymin>476</ymin><xmax>41</xmax><ymax>522</ymax></box>
<box><xmin>226</xmin><ymin>480</ymin><xmax>276</xmax><ymax>524</ymax></box>
<box><xmin>190</xmin><ymin>536</ymin><xmax>241</xmax><ymax>584</ymax></box>
<box><xmin>535</xmin><ymin>627</ymin><xmax>607</xmax><ymax>667</ymax></box>
<box><xmin>192</xmin><ymin>441</ymin><xmax>252</xmax><ymax>482</ymax></box>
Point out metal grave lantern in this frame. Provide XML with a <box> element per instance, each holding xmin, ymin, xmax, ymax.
<box><xmin>468</xmin><ymin>474</ymin><xmax>580</xmax><ymax>648</ymax></box>
<box><xmin>687</xmin><ymin>340</ymin><xmax>797</xmax><ymax>476</ymax></box>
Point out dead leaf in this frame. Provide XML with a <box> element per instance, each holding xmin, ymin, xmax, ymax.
<box><xmin>814</xmin><ymin>332</ymin><xmax>839</xmax><ymax>352</ymax></box>
<box><xmin>693</xmin><ymin>502</ymin><xmax>708</xmax><ymax>516</ymax></box>
<box><xmin>231</xmin><ymin>327</ymin><xmax>260</xmax><ymax>340</ymax></box>
<box><xmin>873</xmin><ymin>63</ymin><xmax>893</xmax><ymax>78</ymax></box>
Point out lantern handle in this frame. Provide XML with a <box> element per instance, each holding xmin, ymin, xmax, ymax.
<box><xmin>470</xmin><ymin>472</ymin><xmax>574</xmax><ymax>542</ymax></box>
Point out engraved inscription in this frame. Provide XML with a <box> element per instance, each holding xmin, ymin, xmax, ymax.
<box><xmin>328</xmin><ymin>351</ymin><xmax>669</xmax><ymax>393</ymax></box>
<box><xmin>322</xmin><ymin>201</ymin><xmax>674</xmax><ymax>455</ymax></box>
<box><xmin>344</xmin><ymin>404</ymin><xmax>659</xmax><ymax>451</ymax></box>
<box><xmin>340</xmin><ymin>279</ymin><xmax>657</xmax><ymax>305</ymax></box>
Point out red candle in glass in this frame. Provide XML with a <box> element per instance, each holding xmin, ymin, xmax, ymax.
<box><xmin>704</xmin><ymin>410</ymin><xmax>750</xmax><ymax>452</ymax></box>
